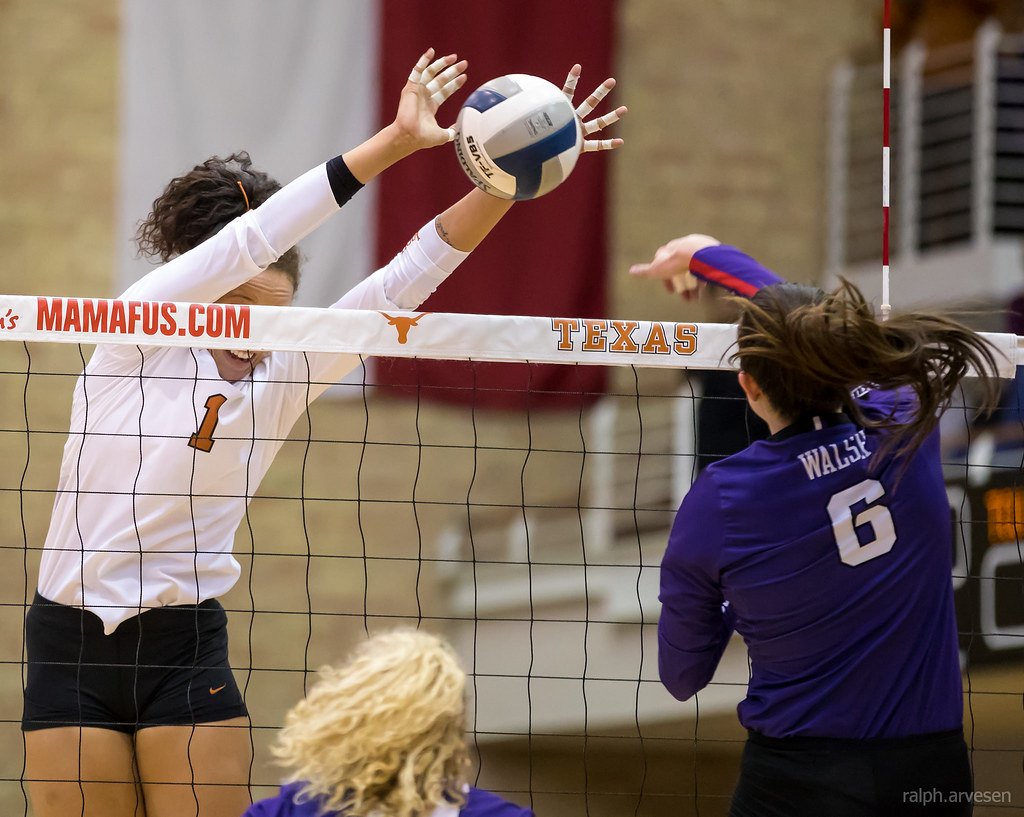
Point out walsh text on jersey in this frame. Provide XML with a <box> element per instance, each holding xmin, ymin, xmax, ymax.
<box><xmin>797</xmin><ymin>430</ymin><xmax>871</xmax><ymax>480</ymax></box>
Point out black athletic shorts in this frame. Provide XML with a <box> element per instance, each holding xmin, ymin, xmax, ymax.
<box><xmin>22</xmin><ymin>593</ymin><xmax>247</xmax><ymax>734</ymax></box>
<box><xmin>730</xmin><ymin>728</ymin><xmax>973</xmax><ymax>817</ymax></box>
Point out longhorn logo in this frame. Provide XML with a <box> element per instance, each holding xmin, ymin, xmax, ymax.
<box><xmin>379</xmin><ymin>312</ymin><xmax>426</xmax><ymax>344</ymax></box>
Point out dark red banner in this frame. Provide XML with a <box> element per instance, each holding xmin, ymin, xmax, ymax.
<box><xmin>374</xmin><ymin>1</ymin><xmax>616</xmax><ymax>409</ymax></box>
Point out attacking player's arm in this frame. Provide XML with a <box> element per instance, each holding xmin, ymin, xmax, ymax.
<box><xmin>630</xmin><ymin>234</ymin><xmax>784</xmax><ymax>300</ymax></box>
<box><xmin>632</xmin><ymin>239</ymin><xmax>931</xmax><ymax>424</ymax></box>
<box><xmin>658</xmin><ymin>475</ymin><xmax>734</xmax><ymax>702</ymax></box>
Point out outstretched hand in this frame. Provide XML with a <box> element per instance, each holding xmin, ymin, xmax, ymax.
<box><xmin>629</xmin><ymin>235</ymin><xmax>721</xmax><ymax>300</ymax></box>
<box><xmin>561</xmin><ymin>64</ymin><xmax>626</xmax><ymax>152</ymax></box>
<box><xmin>630</xmin><ymin>235</ymin><xmax>785</xmax><ymax>301</ymax></box>
<box><xmin>393</xmin><ymin>48</ymin><xmax>468</xmax><ymax>150</ymax></box>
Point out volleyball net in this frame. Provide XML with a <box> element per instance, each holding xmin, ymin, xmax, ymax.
<box><xmin>0</xmin><ymin>297</ymin><xmax>1022</xmax><ymax>815</ymax></box>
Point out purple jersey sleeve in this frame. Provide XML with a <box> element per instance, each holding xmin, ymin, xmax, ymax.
<box><xmin>658</xmin><ymin>472</ymin><xmax>735</xmax><ymax>701</ymax></box>
<box><xmin>689</xmin><ymin>245</ymin><xmax>784</xmax><ymax>297</ymax></box>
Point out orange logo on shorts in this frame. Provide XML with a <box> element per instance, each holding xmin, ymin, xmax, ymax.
<box><xmin>209</xmin><ymin>684</ymin><xmax>226</xmax><ymax>695</ymax></box>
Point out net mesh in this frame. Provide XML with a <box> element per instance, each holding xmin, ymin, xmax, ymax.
<box><xmin>0</xmin><ymin>306</ymin><xmax>1021</xmax><ymax>816</ymax></box>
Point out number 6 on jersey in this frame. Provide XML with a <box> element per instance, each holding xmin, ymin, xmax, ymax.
<box><xmin>827</xmin><ymin>478</ymin><xmax>897</xmax><ymax>566</ymax></box>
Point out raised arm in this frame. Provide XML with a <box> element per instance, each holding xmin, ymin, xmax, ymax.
<box><xmin>334</xmin><ymin>63</ymin><xmax>627</xmax><ymax>312</ymax></box>
<box><xmin>330</xmin><ymin>189</ymin><xmax>512</xmax><ymax>313</ymax></box>
<box><xmin>120</xmin><ymin>49</ymin><xmax>468</xmax><ymax>306</ymax></box>
<box><xmin>282</xmin><ymin>63</ymin><xmax>627</xmax><ymax>394</ymax></box>
<box><xmin>434</xmin><ymin>188</ymin><xmax>515</xmax><ymax>252</ymax></box>
<box><xmin>630</xmin><ymin>234</ymin><xmax>783</xmax><ymax>301</ymax></box>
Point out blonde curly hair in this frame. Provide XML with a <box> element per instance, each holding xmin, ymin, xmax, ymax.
<box><xmin>272</xmin><ymin>629</ymin><xmax>471</xmax><ymax>817</ymax></box>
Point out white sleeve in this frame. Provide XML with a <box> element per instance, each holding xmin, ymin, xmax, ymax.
<box><xmin>273</xmin><ymin>218</ymin><xmax>472</xmax><ymax>405</ymax></box>
<box><xmin>119</xmin><ymin>164</ymin><xmax>340</xmax><ymax>305</ymax></box>
<box><xmin>329</xmin><ymin>218</ymin><xmax>470</xmax><ymax>311</ymax></box>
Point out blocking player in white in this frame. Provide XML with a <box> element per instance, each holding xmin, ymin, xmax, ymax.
<box><xmin>24</xmin><ymin>51</ymin><xmax>624</xmax><ymax>817</ymax></box>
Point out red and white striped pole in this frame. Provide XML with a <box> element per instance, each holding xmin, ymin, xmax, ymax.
<box><xmin>881</xmin><ymin>0</ymin><xmax>892</xmax><ymax>320</ymax></box>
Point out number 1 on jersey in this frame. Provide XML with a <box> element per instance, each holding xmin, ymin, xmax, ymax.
<box><xmin>188</xmin><ymin>394</ymin><xmax>227</xmax><ymax>453</ymax></box>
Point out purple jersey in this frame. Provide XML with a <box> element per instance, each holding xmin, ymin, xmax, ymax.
<box><xmin>244</xmin><ymin>782</ymin><xmax>534</xmax><ymax>817</ymax></box>
<box><xmin>658</xmin><ymin>387</ymin><xmax>963</xmax><ymax>739</ymax></box>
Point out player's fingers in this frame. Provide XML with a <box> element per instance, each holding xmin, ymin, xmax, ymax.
<box><xmin>422</xmin><ymin>53</ymin><xmax>456</xmax><ymax>86</ymax></box>
<box><xmin>583</xmin><ymin>137</ymin><xmax>623</xmax><ymax>152</ymax></box>
<box><xmin>432</xmin><ymin>74</ymin><xmax>467</xmax><ymax>106</ymax></box>
<box><xmin>425</xmin><ymin>58</ymin><xmax>466</xmax><ymax>90</ymax></box>
<box><xmin>425</xmin><ymin>58</ymin><xmax>465</xmax><ymax>95</ymax></box>
<box><xmin>575</xmin><ymin>77</ymin><xmax>615</xmax><ymax>119</ymax></box>
<box><xmin>561</xmin><ymin>64</ymin><xmax>582</xmax><ymax>101</ymax></box>
<box><xmin>443</xmin><ymin>126</ymin><xmax>457</xmax><ymax>143</ymax></box>
<box><xmin>408</xmin><ymin>48</ymin><xmax>435</xmax><ymax>84</ymax></box>
<box><xmin>666</xmin><ymin>276</ymin><xmax>698</xmax><ymax>300</ymax></box>
<box><xmin>671</xmin><ymin>272</ymin><xmax>699</xmax><ymax>294</ymax></box>
<box><xmin>630</xmin><ymin>253</ymin><xmax>675</xmax><ymax>279</ymax></box>
<box><xmin>630</xmin><ymin>261</ymin><xmax>659</xmax><ymax>278</ymax></box>
<box><xmin>582</xmin><ymin>106</ymin><xmax>627</xmax><ymax>136</ymax></box>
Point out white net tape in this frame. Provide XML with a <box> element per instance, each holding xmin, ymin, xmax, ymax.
<box><xmin>3</xmin><ymin>295</ymin><xmax>1018</xmax><ymax>374</ymax></box>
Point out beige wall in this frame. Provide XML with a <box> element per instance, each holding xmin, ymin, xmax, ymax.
<box><xmin>613</xmin><ymin>0</ymin><xmax>877</xmax><ymax>320</ymax></box>
<box><xmin>2</xmin><ymin>2</ymin><xmax>1021</xmax><ymax>816</ymax></box>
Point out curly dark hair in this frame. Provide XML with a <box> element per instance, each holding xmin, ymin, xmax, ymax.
<box><xmin>135</xmin><ymin>151</ymin><xmax>300</xmax><ymax>290</ymax></box>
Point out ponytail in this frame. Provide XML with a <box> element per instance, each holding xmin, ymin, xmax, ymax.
<box><xmin>734</xmin><ymin>280</ymin><xmax>1001</xmax><ymax>458</ymax></box>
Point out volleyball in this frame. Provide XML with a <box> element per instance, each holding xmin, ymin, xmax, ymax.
<box><xmin>454</xmin><ymin>74</ymin><xmax>583</xmax><ymax>200</ymax></box>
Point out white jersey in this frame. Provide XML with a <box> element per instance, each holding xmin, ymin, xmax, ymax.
<box><xmin>38</xmin><ymin>162</ymin><xmax>469</xmax><ymax>634</ymax></box>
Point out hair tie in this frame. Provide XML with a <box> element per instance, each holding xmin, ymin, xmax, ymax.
<box><xmin>237</xmin><ymin>180</ymin><xmax>251</xmax><ymax>211</ymax></box>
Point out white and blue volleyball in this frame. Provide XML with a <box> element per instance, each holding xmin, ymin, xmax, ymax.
<box><xmin>455</xmin><ymin>74</ymin><xmax>582</xmax><ymax>201</ymax></box>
